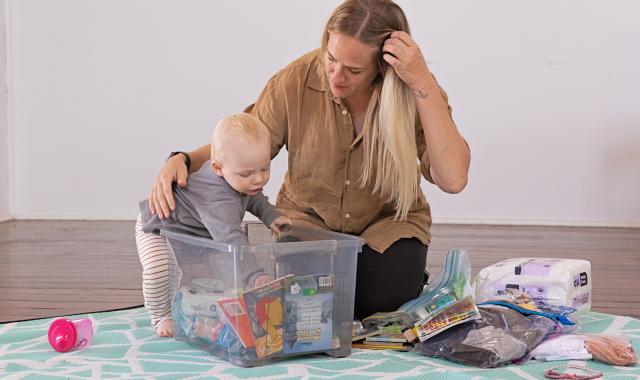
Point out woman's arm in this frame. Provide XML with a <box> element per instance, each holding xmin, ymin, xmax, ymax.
<box><xmin>414</xmin><ymin>80</ymin><xmax>470</xmax><ymax>193</ymax></box>
<box><xmin>149</xmin><ymin>144</ymin><xmax>211</xmax><ymax>219</ymax></box>
<box><xmin>383</xmin><ymin>31</ymin><xmax>470</xmax><ymax>193</ymax></box>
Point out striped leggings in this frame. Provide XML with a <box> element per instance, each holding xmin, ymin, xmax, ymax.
<box><xmin>134</xmin><ymin>217</ymin><xmax>172</xmax><ymax>327</ymax></box>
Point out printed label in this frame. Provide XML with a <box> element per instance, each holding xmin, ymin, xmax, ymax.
<box><xmin>222</xmin><ymin>301</ymin><xmax>246</xmax><ymax>316</ymax></box>
<box><xmin>319</xmin><ymin>276</ymin><xmax>332</xmax><ymax>287</ymax></box>
<box><xmin>573</xmin><ymin>292</ymin><xmax>590</xmax><ymax>307</ymax></box>
<box><xmin>493</xmin><ymin>284</ymin><xmax>548</xmax><ymax>302</ymax></box>
<box><xmin>519</xmin><ymin>285</ymin><xmax>548</xmax><ymax>300</ymax></box>
<box><xmin>580</xmin><ymin>272</ymin><xmax>588</xmax><ymax>286</ymax></box>
<box><xmin>515</xmin><ymin>259</ymin><xmax>557</xmax><ymax>276</ymax></box>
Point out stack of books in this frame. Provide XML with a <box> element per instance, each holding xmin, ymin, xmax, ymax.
<box><xmin>351</xmin><ymin>296</ymin><xmax>481</xmax><ymax>350</ymax></box>
<box><xmin>351</xmin><ymin>324</ymin><xmax>413</xmax><ymax>351</ymax></box>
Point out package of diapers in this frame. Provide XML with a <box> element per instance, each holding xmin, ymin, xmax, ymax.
<box><xmin>473</xmin><ymin>258</ymin><xmax>591</xmax><ymax>313</ymax></box>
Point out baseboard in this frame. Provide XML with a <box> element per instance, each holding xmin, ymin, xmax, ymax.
<box><xmin>10</xmin><ymin>213</ymin><xmax>138</xmax><ymax>221</ymax></box>
<box><xmin>0</xmin><ymin>214</ymin><xmax>11</xmax><ymax>222</ymax></box>
<box><xmin>432</xmin><ymin>217</ymin><xmax>640</xmax><ymax>228</ymax></box>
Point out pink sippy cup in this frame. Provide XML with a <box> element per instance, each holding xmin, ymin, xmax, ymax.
<box><xmin>48</xmin><ymin>317</ymin><xmax>94</xmax><ymax>353</ymax></box>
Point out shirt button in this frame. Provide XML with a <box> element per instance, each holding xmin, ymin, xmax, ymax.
<box><xmin>345</xmin><ymin>213</ymin><xmax>350</xmax><ymax>218</ymax></box>
<box><xmin>345</xmin><ymin>179</ymin><xmax>351</xmax><ymax>186</ymax></box>
<box><xmin>342</xmin><ymin>109</ymin><xmax>348</xmax><ymax>115</ymax></box>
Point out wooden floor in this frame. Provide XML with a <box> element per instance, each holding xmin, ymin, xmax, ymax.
<box><xmin>0</xmin><ymin>220</ymin><xmax>638</xmax><ymax>323</ymax></box>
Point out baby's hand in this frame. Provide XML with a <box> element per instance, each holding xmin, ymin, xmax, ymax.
<box><xmin>270</xmin><ymin>216</ymin><xmax>292</xmax><ymax>235</ymax></box>
<box><xmin>253</xmin><ymin>273</ymin><xmax>274</xmax><ymax>287</ymax></box>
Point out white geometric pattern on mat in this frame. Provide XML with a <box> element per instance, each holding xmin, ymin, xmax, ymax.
<box><xmin>1</xmin><ymin>307</ymin><xmax>639</xmax><ymax>379</ymax></box>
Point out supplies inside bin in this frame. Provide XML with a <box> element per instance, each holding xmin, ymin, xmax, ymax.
<box><xmin>163</xmin><ymin>225</ymin><xmax>362</xmax><ymax>367</ymax></box>
<box><xmin>473</xmin><ymin>258</ymin><xmax>592</xmax><ymax>313</ymax></box>
<box><xmin>175</xmin><ymin>273</ymin><xmax>337</xmax><ymax>361</ymax></box>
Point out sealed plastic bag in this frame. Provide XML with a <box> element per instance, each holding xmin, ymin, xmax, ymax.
<box><xmin>399</xmin><ymin>249</ymin><xmax>472</xmax><ymax>321</ymax></box>
<box><xmin>531</xmin><ymin>334</ymin><xmax>592</xmax><ymax>361</ymax></box>
<box><xmin>585</xmin><ymin>334</ymin><xmax>637</xmax><ymax>366</ymax></box>
<box><xmin>532</xmin><ymin>333</ymin><xmax>638</xmax><ymax>366</ymax></box>
<box><xmin>419</xmin><ymin>304</ymin><xmax>557</xmax><ymax>368</ymax></box>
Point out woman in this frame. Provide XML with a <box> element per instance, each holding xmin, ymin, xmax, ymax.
<box><xmin>150</xmin><ymin>0</ymin><xmax>470</xmax><ymax>320</ymax></box>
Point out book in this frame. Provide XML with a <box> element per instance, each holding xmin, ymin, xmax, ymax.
<box><xmin>283</xmin><ymin>274</ymin><xmax>335</xmax><ymax>354</ymax></box>
<box><xmin>361</xmin><ymin>310</ymin><xmax>413</xmax><ymax>330</ymax></box>
<box><xmin>410</xmin><ymin>295</ymin><xmax>481</xmax><ymax>342</ymax></box>
<box><xmin>365</xmin><ymin>332</ymin><xmax>407</xmax><ymax>343</ymax></box>
<box><xmin>242</xmin><ymin>274</ymin><xmax>293</xmax><ymax>358</ymax></box>
<box><xmin>361</xmin><ymin>340</ymin><xmax>406</xmax><ymax>348</ymax></box>
<box><xmin>352</xmin><ymin>328</ymin><xmax>382</xmax><ymax>342</ymax></box>
<box><xmin>216</xmin><ymin>296</ymin><xmax>255</xmax><ymax>348</ymax></box>
<box><xmin>352</xmin><ymin>342</ymin><xmax>413</xmax><ymax>351</ymax></box>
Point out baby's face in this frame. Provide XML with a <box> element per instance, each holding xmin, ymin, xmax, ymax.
<box><xmin>214</xmin><ymin>142</ymin><xmax>271</xmax><ymax>196</ymax></box>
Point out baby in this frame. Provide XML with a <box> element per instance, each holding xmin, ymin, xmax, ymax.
<box><xmin>135</xmin><ymin>113</ymin><xmax>290</xmax><ymax>336</ymax></box>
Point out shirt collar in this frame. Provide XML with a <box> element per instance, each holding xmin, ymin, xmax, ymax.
<box><xmin>306</xmin><ymin>50</ymin><xmax>342</xmax><ymax>105</ymax></box>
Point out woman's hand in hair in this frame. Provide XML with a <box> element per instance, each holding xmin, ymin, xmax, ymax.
<box><xmin>382</xmin><ymin>31</ymin><xmax>435</xmax><ymax>97</ymax></box>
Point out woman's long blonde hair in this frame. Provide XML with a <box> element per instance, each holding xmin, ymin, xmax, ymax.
<box><xmin>321</xmin><ymin>0</ymin><xmax>419</xmax><ymax>221</ymax></box>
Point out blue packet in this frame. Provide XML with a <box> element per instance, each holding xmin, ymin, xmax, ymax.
<box><xmin>478</xmin><ymin>301</ymin><xmax>576</xmax><ymax>325</ymax></box>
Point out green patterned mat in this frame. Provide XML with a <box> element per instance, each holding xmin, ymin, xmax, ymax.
<box><xmin>1</xmin><ymin>307</ymin><xmax>638</xmax><ymax>379</ymax></box>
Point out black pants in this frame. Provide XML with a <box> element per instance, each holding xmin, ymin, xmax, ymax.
<box><xmin>353</xmin><ymin>238</ymin><xmax>428</xmax><ymax>320</ymax></box>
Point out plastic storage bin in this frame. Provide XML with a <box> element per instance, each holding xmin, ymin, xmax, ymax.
<box><xmin>162</xmin><ymin>223</ymin><xmax>363</xmax><ymax>367</ymax></box>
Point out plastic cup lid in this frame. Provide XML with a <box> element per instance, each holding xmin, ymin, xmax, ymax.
<box><xmin>48</xmin><ymin>318</ymin><xmax>77</xmax><ymax>352</ymax></box>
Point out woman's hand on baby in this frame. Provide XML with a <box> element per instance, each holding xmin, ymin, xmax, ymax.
<box><xmin>270</xmin><ymin>216</ymin><xmax>292</xmax><ymax>235</ymax></box>
<box><xmin>382</xmin><ymin>31</ymin><xmax>435</xmax><ymax>97</ymax></box>
<box><xmin>149</xmin><ymin>154</ymin><xmax>189</xmax><ymax>219</ymax></box>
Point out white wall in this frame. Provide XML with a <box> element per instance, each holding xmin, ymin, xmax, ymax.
<box><xmin>8</xmin><ymin>0</ymin><xmax>640</xmax><ymax>225</ymax></box>
<box><xmin>0</xmin><ymin>0</ymin><xmax>9</xmax><ymax>221</ymax></box>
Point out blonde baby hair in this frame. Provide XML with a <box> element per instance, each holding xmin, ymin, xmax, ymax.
<box><xmin>211</xmin><ymin>113</ymin><xmax>271</xmax><ymax>164</ymax></box>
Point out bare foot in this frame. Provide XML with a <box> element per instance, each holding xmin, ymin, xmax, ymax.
<box><xmin>156</xmin><ymin>319</ymin><xmax>173</xmax><ymax>337</ymax></box>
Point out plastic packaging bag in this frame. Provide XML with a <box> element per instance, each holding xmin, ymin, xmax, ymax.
<box><xmin>399</xmin><ymin>249</ymin><xmax>472</xmax><ymax>321</ymax></box>
<box><xmin>419</xmin><ymin>304</ymin><xmax>557</xmax><ymax>368</ymax></box>
<box><xmin>531</xmin><ymin>334</ymin><xmax>592</xmax><ymax>361</ymax></box>
<box><xmin>473</xmin><ymin>258</ymin><xmax>592</xmax><ymax>313</ymax></box>
<box><xmin>584</xmin><ymin>334</ymin><xmax>637</xmax><ymax>366</ymax></box>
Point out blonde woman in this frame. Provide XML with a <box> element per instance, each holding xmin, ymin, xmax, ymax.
<box><xmin>149</xmin><ymin>0</ymin><xmax>470</xmax><ymax>320</ymax></box>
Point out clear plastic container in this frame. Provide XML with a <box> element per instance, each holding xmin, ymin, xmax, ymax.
<box><xmin>161</xmin><ymin>223</ymin><xmax>363</xmax><ymax>367</ymax></box>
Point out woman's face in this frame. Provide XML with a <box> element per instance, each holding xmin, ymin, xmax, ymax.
<box><xmin>325</xmin><ymin>32</ymin><xmax>379</xmax><ymax>101</ymax></box>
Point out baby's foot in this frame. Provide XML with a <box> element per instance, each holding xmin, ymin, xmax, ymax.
<box><xmin>156</xmin><ymin>319</ymin><xmax>173</xmax><ymax>337</ymax></box>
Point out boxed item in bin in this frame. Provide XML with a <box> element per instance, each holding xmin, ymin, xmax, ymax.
<box><xmin>473</xmin><ymin>258</ymin><xmax>591</xmax><ymax>313</ymax></box>
<box><xmin>162</xmin><ymin>223</ymin><xmax>363</xmax><ymax>367</ymax></box>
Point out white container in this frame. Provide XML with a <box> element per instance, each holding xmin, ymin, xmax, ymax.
<box><xmin>473</xmin><ymin>258</ymin><xmax>592</xmax><ymax>313</ymax></box>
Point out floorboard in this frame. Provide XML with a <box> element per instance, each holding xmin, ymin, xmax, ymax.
<box><xmin>1</xmin><ymin>220</ymin><xmax>638</xmax><ymax>322</ymax></box>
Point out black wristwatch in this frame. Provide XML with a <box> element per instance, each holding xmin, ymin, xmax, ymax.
<box><xmin>168</xmin><ymin>151</ymin><xmax>191</xmax><ymax>172</ymax></box>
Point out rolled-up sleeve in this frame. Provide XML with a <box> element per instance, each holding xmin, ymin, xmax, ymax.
<box><xmin>244</xmin><ymin>74</ymin><xmax>288</xmax><ymax>159</ymax></box>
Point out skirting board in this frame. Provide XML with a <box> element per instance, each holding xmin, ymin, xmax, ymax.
<box><xmin>433</xmin><ymin>217</ymin><xmax>640</xmax><ymax>228</ymax></box>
